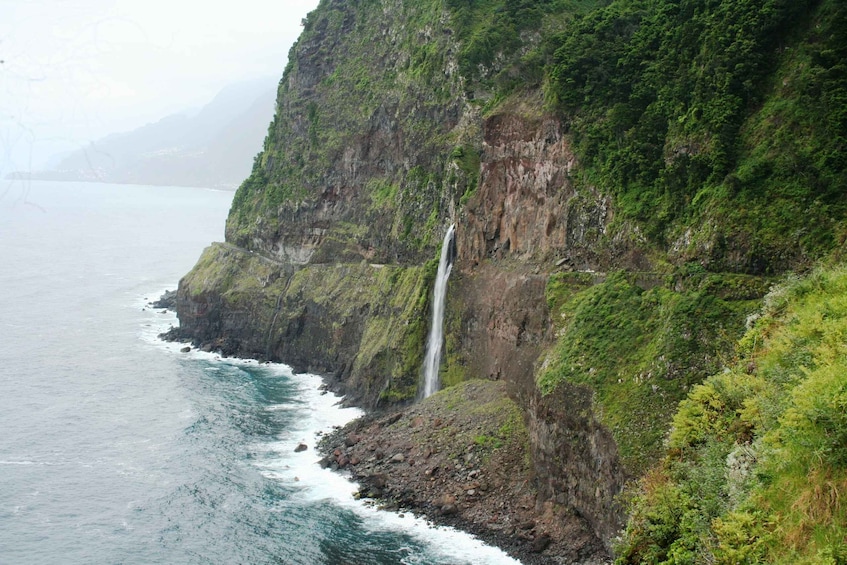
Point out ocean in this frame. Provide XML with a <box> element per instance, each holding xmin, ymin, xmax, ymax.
<box><xmin>0</xmin><ymin>180</ymin><xmax>519</xmax><ymax>565</ymax></box>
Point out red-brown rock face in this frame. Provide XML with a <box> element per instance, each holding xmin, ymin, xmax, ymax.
<box><xmin>447</xmin><ymin>111</ymin><xmax>631</xmax><ymax>551</ymax></box>
<box><xmin>461</xmin><ymin>113</ymin><xmax>611</xmax><ymax>270</ymax></box>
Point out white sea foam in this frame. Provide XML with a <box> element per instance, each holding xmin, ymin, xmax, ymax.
<box><xmin>253</xmin><ymin>373</ymin><xmax>521</xmax><ymax>564</ymax></box>
<box><xmin>139</xmin><ymin>288</ymin><xmax>522</xmax><ymax>565</ymax></box>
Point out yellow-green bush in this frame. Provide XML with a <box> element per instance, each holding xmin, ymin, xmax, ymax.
<box><xmin>617</xmin><ymin>264</ymin><xmax>847</xmax><ymax>564</ymax></box>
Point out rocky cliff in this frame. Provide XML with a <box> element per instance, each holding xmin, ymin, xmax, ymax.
<box><xmin>171</xmin><ymin>0</ymin><xmax>847</xmax><ymax>562</ymax></box>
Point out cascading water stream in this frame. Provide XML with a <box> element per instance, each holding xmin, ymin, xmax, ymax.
<box><xmin>421</xmin><ymin>224</ymin><xmax>456</xmax><ymax>399</ymax></box>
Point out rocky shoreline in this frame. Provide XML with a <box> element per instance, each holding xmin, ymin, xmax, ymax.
<box><xmin>316</xmin><ymin>380</ymin><xmax>610</xmax><ymax>565</ymax></box>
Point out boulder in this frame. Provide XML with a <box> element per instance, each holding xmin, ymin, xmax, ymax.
<box><xmin>344</xmin><ymin>433</ymin><xmax>360</xmax><ymax>447</ymax></box>
<box><xmin>530</xmin><ymin>533</ymin><xmax>552</xmax><ymax>553</ymax></box>
<box><xmin>440</xmin><ymin>503</ymin><xmax>458</xmax><ymax>516</ymax></box>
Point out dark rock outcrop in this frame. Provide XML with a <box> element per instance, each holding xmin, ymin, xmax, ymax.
<box><xmin>151</xmin><ymin>289</ymin><xmax>177</xmax><ymax>309</ymax></box>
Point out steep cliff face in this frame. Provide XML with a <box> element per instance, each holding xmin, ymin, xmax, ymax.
<box><xmin>226</xmin><ymin>0</ymin><xmax>470</xmax><ymax>266</ymax></box>
<box><xmin>173</xmin><ymin>242</ymin><xmax>435</xmax><ymax>407</ymax></box>
<box><xmin>462</xmin><ymin>105</ymin><xmax>618</xmax><ymax>269</ymax></box>
<box><xmin>174</xmin><ymin>0</ymin><xmax>632</xmax><ymax>552</ymax></box>
<box><xmin>528</xmin><ymin>384</ymin><xmax>625</xmax><ymax>546</ymax></box>
<box><xmin>172</xmin><ymin>0</ymin><xmax>847</xmax><ymax>560</ymax></box>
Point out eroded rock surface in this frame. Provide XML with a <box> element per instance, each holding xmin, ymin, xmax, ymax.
<box><xmin>319</xmin><ymin>381</ymin><xmax>610</xmax><ymax>565</ymax></box>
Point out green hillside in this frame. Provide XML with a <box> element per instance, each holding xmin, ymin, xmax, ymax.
<box><xmin>179</xmin><ymin>0</ymin><xmax>847</xmax><ymax>559</ymax></box>
<box><xmin>546</xmin><ymin>0</ymin><xmax>847</xmax><ymax>272</ymax></box>
<box><xmin>617</xmin><ymin>265</ymin><xmax>847</xmax><ymax>564</ymax></box>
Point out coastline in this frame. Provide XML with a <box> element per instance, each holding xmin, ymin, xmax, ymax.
<box><xmin>149</xmin><ymin>290</ymin><xmax>527</xmax><ymax>564</ymax></box>
<box><xmin>316</xmin><ymin>381</ymin><xmax>611</xmax><ymax>565</ymax></box>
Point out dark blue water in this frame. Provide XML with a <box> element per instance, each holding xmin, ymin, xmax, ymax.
<box><xmin>0</xmin><ymin>181</ymin><xmax>518</xmax><ymax>564</ymax></box>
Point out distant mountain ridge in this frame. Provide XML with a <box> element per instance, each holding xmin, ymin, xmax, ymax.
<box><xmin>10</xmin><ymin>78</ymin><xmax>276</xmax><ymax>189</ymax></box>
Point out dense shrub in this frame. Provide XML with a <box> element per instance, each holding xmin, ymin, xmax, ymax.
<box><xmin>617</xmin><ymin>266</ymin><xmax>847</xmax><ymax>564</ymax></box>
<box><xmin>546</xmin><ymin>0</ymin><xmax>846</xmax><ymax>264</ymax></box>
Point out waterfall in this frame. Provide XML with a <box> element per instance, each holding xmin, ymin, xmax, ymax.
<box><xmin>421</xmin><ymin>224</ymin><xmax>456</xmax><ymax>399</ymax></box>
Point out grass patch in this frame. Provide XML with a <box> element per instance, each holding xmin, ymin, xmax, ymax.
<box><xmin>616</xmin><ymin>264</ymin><xmax>847</xmax><ymax>564</ymax></box>
<box><xmin>540</xmin><ymin>270</ymin><xmax>762</xmax><ymax>475</ymax></box>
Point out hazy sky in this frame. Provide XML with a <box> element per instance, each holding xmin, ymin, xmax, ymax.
<box><xmin>0</xmin><ymin>0</ymin><xmax>319</xmax><ymax>172</ymax></box>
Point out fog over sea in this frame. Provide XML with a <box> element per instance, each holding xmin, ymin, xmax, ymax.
<box><xmin>0</xmin><ymin>181</ymin><xmax>519</xmax><ymax>564</ymax></box>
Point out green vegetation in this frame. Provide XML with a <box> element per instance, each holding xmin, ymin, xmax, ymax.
<box><xmin>616</xmin><ymin>265</ymin><xmax>847</xmax><ymax>564</ymax></box>
<box><xmin>421</xmin><ymin>380</ymin><xmax>529</xmax><ymax>463</ymax></box>
<box><xmin>230</xmin><ymin>0</ymin><xmax>847</xmax><ymax>271</ymax></box>
<box><xmin>223</xmin><ymin>0</ymin><xmax>847</xmax><ymax>265</ymax></box>
<box><xmin>219</xmin><ymin>0</ymin><xmax>847</xmax><ymax>464</ymax></box>
<box><xmin>546</xmin><ymin>0</ymin><xmax>847</xmax><ymax>267</ymax></box>
<box><xmin>280</xmin><ymin>261</ymin><xmax>435</xmax><ymax>405</ymax></box>
<box><xmin>181</xmin><ymin>243</ymin><xmax>435</xmax><ymax>406</ymax></box>
<box><xmin>366</xmin><ymin>178</ymin><xmax>399</xmax><ymax>210</ymax></box>
<box><xmin>380</xmin><ymin>257</ymin><xmax>440</xmax><ymax>402</ymax></box>
<box><xmin>540</xmin><ymin>270</ymin><xmax>764</xmax><ymax>474</ymax></box>
<box><xmin>451</xmin><ymin>145</ymin><xmax>481</xmax><ymax>206</ymax></box>
<box><xmin>194</xmin><ymin>1</ymin><xmax>847</xmax><ymax>559</ymax></box>
<box><xmin>183</xmin><ymin>243</ymin><xmax>287</xmax><ymax>300</ymax></box>
<box><xmin>225</xmin><ymin>0</ymin><xmax>467</xmax><ymax>257</ymax></box>
<box><xmin>447</xmin><ymin>0</ymin><xmax>605</xmax><ymax>95</ymax></box>
<box><xmin>473</xmin><ymin>434</ymin><xmax>504</xmax><ymax>450</ymax></box>
<box><xmin>442</xmin><ymin>310</ymin><xmax>469</xmax><ymax>390</ymax></box>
